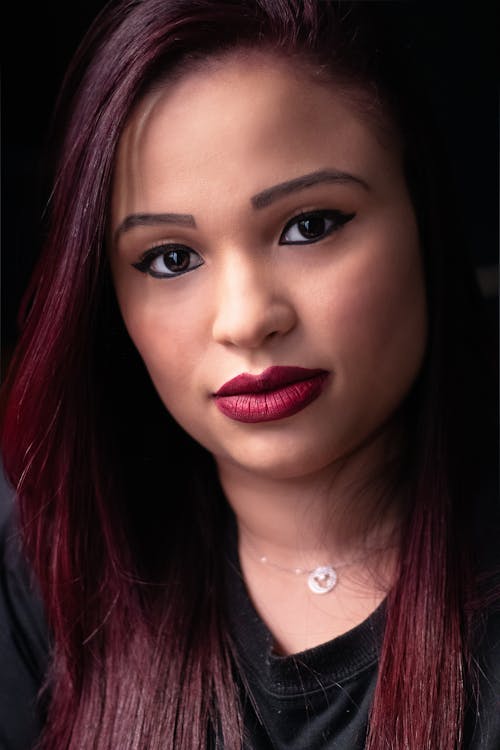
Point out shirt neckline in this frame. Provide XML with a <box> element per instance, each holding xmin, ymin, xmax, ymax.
<box><xmin>224</xmin><ymin>515</ymin><xmax>386</xmax><ymax>697</ymax></box>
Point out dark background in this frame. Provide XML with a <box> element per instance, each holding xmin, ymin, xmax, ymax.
<box><xmin>1</xmin><ymin>1</ymin><xmax>498</xmax><ymax>380</ymax></box>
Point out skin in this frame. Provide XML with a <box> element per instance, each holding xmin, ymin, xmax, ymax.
<box><xmin>110</xmin><ymin>53</ymin><xmax>427</xmax><ymax>652</ymax></box>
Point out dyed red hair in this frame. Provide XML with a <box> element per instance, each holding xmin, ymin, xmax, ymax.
<box><xmin>1</xmin><ymin>1</ymin><xmax>496</xmax><ymax>748</ymax></box>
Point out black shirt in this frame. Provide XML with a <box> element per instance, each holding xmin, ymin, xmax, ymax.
<box><xmin>226</xmin><ymin>547</ymin><xmax>382</xmax><ymax>749</ymax></box>
<box><xmin>1</xmin><ymin>511</ymin><xmax>499</xmax><ymax>750</ymax></box>
<box><xmin>0</xmin><ymin>517</ymin><xmax>49</xmax><ymax>750</ymax></box>
<box><xmin>224</xmin><ymin>528</ymin><xmax>500</xmax><ymax>750</ymax></box>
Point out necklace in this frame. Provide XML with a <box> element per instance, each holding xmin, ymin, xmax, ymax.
<box><xmin>258</xmin><ymin>554</ymin><xmax>338</xmax><ymax>594</ymax></box>
<box><xmin>242</xmin><ymin>536</ymin><xmax>390</xmax><ymax>595</ymax></box>
<box><xmin>243</xmin><ymin>537</ymin><xmax>341</xmax><ymax>594</ymax></box>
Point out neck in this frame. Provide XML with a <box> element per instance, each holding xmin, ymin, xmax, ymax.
<box><xmin>216</xmin><ymin>426</ymin><xmax>405</xmax><ymax>572</ymax></box>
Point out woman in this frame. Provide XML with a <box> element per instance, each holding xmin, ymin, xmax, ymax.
<box><xmin>1</xmin><ymin>1</ymin><xmax>498</xmax><ymax>748</ymax></box>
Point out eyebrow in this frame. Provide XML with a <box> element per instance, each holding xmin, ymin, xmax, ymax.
<box><xmin>114</xmin><ymin>169</ymin><xmax>368</xmax><ymax>240</ymax></box>
<box><xmin>250</xmin><ymin>169</ymin><xmax>369</xmax><ymax>209</ymax></box>
<box><xmin>114</xmin><ymin>212</ymin><xmax>196</xmax><ymax>241</ymax></box>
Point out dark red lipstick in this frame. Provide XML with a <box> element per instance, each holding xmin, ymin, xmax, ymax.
<box><xmin>214</xmin><ymin>366</ymin><xmax>329</xmax><ymax>423</ymax></box>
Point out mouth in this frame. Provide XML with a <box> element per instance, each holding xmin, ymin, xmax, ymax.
<box><xmin>213</xmin><ymin>366</ymin><xmax>329</xmax><ymax>423</ymax></box>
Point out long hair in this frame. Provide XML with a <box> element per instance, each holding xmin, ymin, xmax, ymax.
<box><xmin>1</xmin><ymin>1</ymin><xmax>495</xmax><ymax>748</ymax></box>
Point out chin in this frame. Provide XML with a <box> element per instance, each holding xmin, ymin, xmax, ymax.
<box><xmin>216</xmin><ymin>432</ymin><xmax>346</xmax><ymax>481</ymax></box>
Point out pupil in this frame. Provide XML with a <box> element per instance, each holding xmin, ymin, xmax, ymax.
<box><xmin>165</xmin><ymin>249</ymin><xmax>189</xmax><ymax>272</ymax></box>
<box><xmin>299</xmin><ymin>216</ymin><xmax>325</xmax><ymax>238</ymax></box>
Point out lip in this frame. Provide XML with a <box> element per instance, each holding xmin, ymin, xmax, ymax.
<box><xmin>214</xmin><ymin>366</ymin><xmax>329</xmax><ymax>423</ymax></box>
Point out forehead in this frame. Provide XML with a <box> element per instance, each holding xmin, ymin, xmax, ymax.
<box><xmin>111</xmin><ymin>53</ymin><xmax>403</xmax><ymax>219</ymax></box>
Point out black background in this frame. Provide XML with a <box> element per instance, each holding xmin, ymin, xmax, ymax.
<box><xmin>1</xmin><ymin>1</ymin><xmax>498</xmax><ymax>378</ymax></box>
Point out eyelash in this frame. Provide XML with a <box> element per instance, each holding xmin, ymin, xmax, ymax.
<box><xmin>132</xmin><ymin>243</ymin><xmax>203</xmax><ymax>279</ymax></box>
<box><xmin>278</xmin><ymin>209</ymin><xmax>355</xmax><ymax>245</ymax></box>
<box><xmin>132</xmin><ymin>209</ymin><xmax>356</xmax><ymax>279</ymax></box>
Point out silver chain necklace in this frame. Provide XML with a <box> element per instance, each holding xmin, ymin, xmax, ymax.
<box><xmin>257</xmin><ymin>554</ymin><xmax>338</xmax><ymax>594</ymax></box>
<box><xmin>243</xmin><ymin>540</ymin><xmax>380</xmax><ymax>595</ymax></box>
<box><xmin>243</xmin><ymin>538</ymin><xmax>341</xmax><ymax>594</ymax></box>
<box><xmin>242</xmin><ymin>532</ymin><xmax>395</xmax><ymax>595</ymax></box>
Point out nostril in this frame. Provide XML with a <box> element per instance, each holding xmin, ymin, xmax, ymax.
<box><xmin>212</xmin><ymin>297</ymin><xmax>297</xmax><ymax>349</ymax></box>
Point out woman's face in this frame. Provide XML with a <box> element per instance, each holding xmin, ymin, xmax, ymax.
<box><xmin>110</xmin><ymin>54</ymin><xmax>427</xmax><ymax>480</ymax></box>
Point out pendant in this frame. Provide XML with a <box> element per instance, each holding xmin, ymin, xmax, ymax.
<box><xmin>307</xmin><ymin>565</ymin><xmax>337</xmax><ymax>594</ymax></box>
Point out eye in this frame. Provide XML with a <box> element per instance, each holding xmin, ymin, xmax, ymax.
<box><xmin>132</xmin><ymin>243</ymin><xmax>204</xmax><ymax>279</ymax></box>
<box><xmin>279</xmin><ymin>209</ymin><xmax>355</xmax><ymax>245</ymax></box>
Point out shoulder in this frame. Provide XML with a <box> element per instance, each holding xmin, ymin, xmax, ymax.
<box><xmin>466</xmin><ymin>602</ymin><xmax>500</xmax><ymax>750</ymax></box>
<box><xmin>466</xmin><ymin>467</ymin><xmax>500</xmax><ymax>750</ymax></box>
<box><xmin>0</xmin><ymin>481</ymin><xmax>50</xmax><ymax>750</ymax></box>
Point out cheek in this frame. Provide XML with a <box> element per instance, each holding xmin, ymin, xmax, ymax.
<box><xmin>348</xmin><ymin>258</ymin><xmax>424</xmax><ymax>356</ymax></box>
<box><xmin>309</xmin><ymin>232</ymin><xmax>427</xmax><ymax>388</ymax></box>
<box><xmin>114</xmin><ymin>284</ymin><xmax>203</xmax><ymax>393</ymax></box>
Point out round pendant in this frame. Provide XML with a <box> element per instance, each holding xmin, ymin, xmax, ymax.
<box><xmin>307</xmin><ymin>565</ymin><xmax>337</xmax><ymax>594</ymax></box>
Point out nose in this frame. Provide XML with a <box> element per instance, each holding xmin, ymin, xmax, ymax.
<box><xmin>211</xmin><ymin>256</ymin><xmax>297</xmax><ymax>349</ymax></box>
